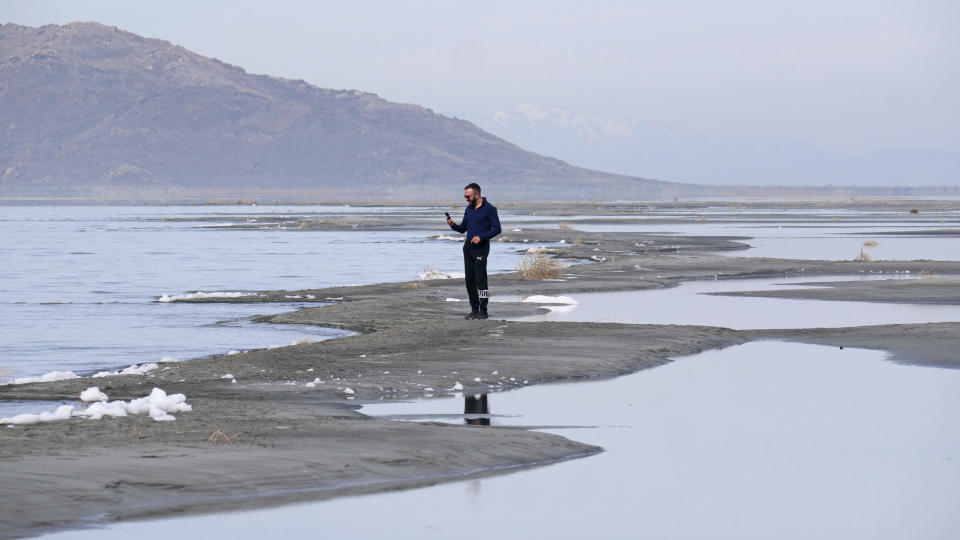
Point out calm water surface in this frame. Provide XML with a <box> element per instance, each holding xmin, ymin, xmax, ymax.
<box><xmin>7</xmin><ymin>205</ymin><xmax>959</xmax><ymax>538</ymax></box>
<box><xmin>46</xmin><ymin>342</ymin><xmax>960</xmax><ymax>539</ymax></box>
<box><xmin>0</xmin><ymin>206</ymin><xmax>532</xmax><ymax>380</ymax></box>
<box><xmin>507</xmin><ymin>275</ymin><xmax>960</xmax><ymax>329</ymax></box>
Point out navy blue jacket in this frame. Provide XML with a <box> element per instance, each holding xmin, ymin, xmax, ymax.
<box><xmin>450</xmin><ymin>198</ymin><xmax>502</xmax><ymax>242</ymax></box>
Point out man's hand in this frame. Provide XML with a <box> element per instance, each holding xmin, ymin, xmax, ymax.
<box><xmin>471</xmin><ymin>235</ymin><xmax>481</xmax><ymax>244</ymax></box>
<box><xmin>446</xmin><ymin>217</ymin><xmax>455</xmax><ymax>226</ymax></box>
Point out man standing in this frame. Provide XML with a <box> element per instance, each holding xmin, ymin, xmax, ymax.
<box><xmin>446</xmin><ymin>182</ymin><xmax>501</xmax><ymax>319</ymax></box>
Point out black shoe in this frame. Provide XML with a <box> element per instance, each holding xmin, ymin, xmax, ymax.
<box><xmin>465</xmin><ymin>311</ymin><xmax>480</xmax><ymax>319</ymax></box>
<box><xmin>476</xmin><ymin>311</ymin><xmax>488</xmax><ymax>319</ymax></box>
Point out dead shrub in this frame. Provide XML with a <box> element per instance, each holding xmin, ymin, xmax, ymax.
<box><xmin>516</xmin><ymin>253</ymin><xmax>565</xmax><ymax>280</ymax></box>
<box><xmin>401</xmin><ymin>281</ymin><xmax>427</xmax><ymax>289</ymax></box>
<box><xmin>208</xmin><ymin>429</ymin><xmax>233</xmax><ymax>445</ymax></box>
<box><xmin>854</xmin><ymin>240</ymin><xmax>878</xmax><ymax>261</ymax></box>
<box><xmin>558</xmin><ymin>223</ymin><xmax>575</xmax><ymax>230</ymax></box>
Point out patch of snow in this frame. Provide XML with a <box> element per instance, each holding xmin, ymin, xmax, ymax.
<box><xmin>418</xmin><ymin>269</ymin><xmax>465</xmax><ymax>280</ymax></box>
<box><xmin>4</xmin><ymin>370</ymin><xmax>79</xmax><ymax>386</ymax></box>
<box><xmin>2</xmin><ymin>388</ymin><xmax>192</xmax><ymax>425</ymax></box>
<box><xmin>92</xmin><ymin>362</ymin><xmax>159</xmax><ymax>378</ymax></box>
<box><xmin>80</xmin><ymin>387</ymin><xmax>108</xmax><ymax>402</ymax></box>
<box><xmin>446</xmin><ymin>297</ymin><xmax>464</xmax><ymax>302</ymax></box>
<box><xmin>452</xmin><ymin>382</ymin><xmax>464</xmax><ymax>391</ymax></box>
<box><xmin>429</xmin><ymin>235</ymin><xmax>463</xmax><ymax>241</ymax></box>
<box><xmin>343</xmin><ymin>387</ymin><xmax>355</xmax><ymax>395</ymax></box>
<box><xmin>0</xmin><ymin>405</ymin><xmax>75</xmax><ymax>425</ymax></box>
<box><xmin>221</xmin><ymin>374</ymin><xmax>234</xmax><ymax>379</ymax></box>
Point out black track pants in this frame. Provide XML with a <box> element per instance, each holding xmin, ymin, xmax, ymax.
<box><xmin>463</xmin><ymin>240</ymin><xmax>490</xmax><ymax>311</ymax></box>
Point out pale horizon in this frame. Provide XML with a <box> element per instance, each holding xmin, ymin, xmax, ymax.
<box><xmin>3</xmin><ymin>0</ymin><xmax>957</xmax><ymax>186</ymax></box>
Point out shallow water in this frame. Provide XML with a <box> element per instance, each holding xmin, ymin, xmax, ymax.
<box><xmin>47</xmin><ymin>342</ymin><xmax>960</xmax><ymax>539</ymax></box>
<box><xmin>507</xmin><ymin>275</ymin><xmax>960</xmax><ymax>329</ymax></box>
<box><xmin>0</xmin><ymin>206</ymin><xmax>532</xmax><ymax>380</ymax></box>
<box><xmin>566</xmin><ymin>221</ymin><xmax>960</xmax><ymax>261</ymax></box>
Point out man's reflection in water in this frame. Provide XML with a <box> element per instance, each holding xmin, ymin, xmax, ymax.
<box><xmin>464</xmin><ymin>393</ymin><xmax>490</xmax><ymax>425</ymax></box>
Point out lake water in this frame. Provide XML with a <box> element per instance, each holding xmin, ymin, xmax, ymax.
<box><xmin>0</xmin><ymin>206</ymin><xmax>533</xmax><ymax>382</ymax></box>
<box><xmin>5</xmin><ymin>205</ymin><xmax>958</xmax><ymax>538</ymax></box>
<box><xmin>505</xmin><ymin>275</ymin><xmax>960</xmax><ymax>329</ymax></box>
<box><xmin>45</xmin><ymin>342</ymin><xmax>960</xmax><ymax>539</ymax></box>
<box><xmin>565</xmin><ymin>222</ymin><xmax>960</xmax><ymax>261</ymax></box>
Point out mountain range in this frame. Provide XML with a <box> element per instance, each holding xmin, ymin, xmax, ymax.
<box><xmin>464</xmin><ymin>103</ymin><xmax>959</xmax><ymax>188</ymax></box>
<box><xmin>1</xmin><ymin>22</ymin><xmax>956</xmax><ymax>202</ymax></box>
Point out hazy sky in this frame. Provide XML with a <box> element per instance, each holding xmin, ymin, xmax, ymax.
<box><xmin>4</xmin><ymin>0</ymin><xmax>958</xmax><ymax>184</ymax></box>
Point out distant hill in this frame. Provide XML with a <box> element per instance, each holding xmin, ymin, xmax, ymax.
<box><xmin>0</xmin><ymin>22</ymin><xmax>690</xmax><ymax>202</ymax></box>
<box><xmin>1</xmin><ymin>22</ymin><xmax>956</xmax><ymax>202</ymax></box>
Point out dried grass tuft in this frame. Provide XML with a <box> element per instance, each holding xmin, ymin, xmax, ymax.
<box><xmin>516</xmin><ymin>253</ymin><xmax>566</xmax><ymax>280</ymax></box>
<box><xmin>909</xmin><ymin>208</ymin><xmax>919</xmax><ymax>214</ymax></box>
<box><xmin>558</xmin><ymin>223</ymin><xmax>575</xmax><ymax>230</ymax></box>
<box><xmin>401</xmin><ymin>281</ymin><xmax>427</xmax><ymax>289</ymax></box>
<box><xmin>208</xmin><ymin>429</ymin><xmax>232</xmax><ymax>445</ymax></box>
<box><xmin>854</xmin><ymin>239</ymin><xmax>879</xmax><ymax>261</ymax></box>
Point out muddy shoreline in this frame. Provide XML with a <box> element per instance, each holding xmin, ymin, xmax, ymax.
<box><xmin>3</xmin><ymin>202</ymin><xmax>960</xmax><ymax>538</ymax></box>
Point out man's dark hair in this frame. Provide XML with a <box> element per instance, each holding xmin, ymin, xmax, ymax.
<box><xmin>464</xmin><ymin>182</ymin><xmax>481</xmax><ymax>194</ymax></box>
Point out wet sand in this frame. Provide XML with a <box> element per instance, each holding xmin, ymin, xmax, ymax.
<box><xmin>2</xmin><ymin>200</ymin><xmax>960</xmax><ymax>537</ymax></box>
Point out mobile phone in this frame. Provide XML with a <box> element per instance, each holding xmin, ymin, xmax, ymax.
<box><xmin>444</xmin><ymin>212</ymin><xmax>451</xmax><ymax>219</ymax></box>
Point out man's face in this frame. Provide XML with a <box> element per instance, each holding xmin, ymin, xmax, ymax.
<box><xmin>464</xmin><ymin>188</ymin><xmax>479</xmax><ymax>206</ymax></box>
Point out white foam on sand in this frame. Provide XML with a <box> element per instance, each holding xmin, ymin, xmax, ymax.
<box><xmin>3</xmin><ymin>370</ymin><xmax>79</xmax><ymax>386</ymax></box>
<box><xmin>418</xmin><ymin>269</ymin><xmax>466</xmax><ymax>280</ymax></box>
<box><xmin>80</xmin><ymin>387</ymin><xmax>108</xmax><ymax>402</ymax></box>
<box><xmin>157</xmin><ymin>291</ymin><xmax>251</xmax><ymax>302</ymax></box>
<box><xmin>92</xmin><ymin>362</ymin><xmax>159</xmax><ymax>378</ymax></box>
<box><xmin>1</xmin><ymin>387</ymin><xmax>192</xmax><ymax>425</ymax></box>
<box><xmin>4</xmin><ymin>360</ymin><xmax>169</xmax><ymax>386</ymax></box>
